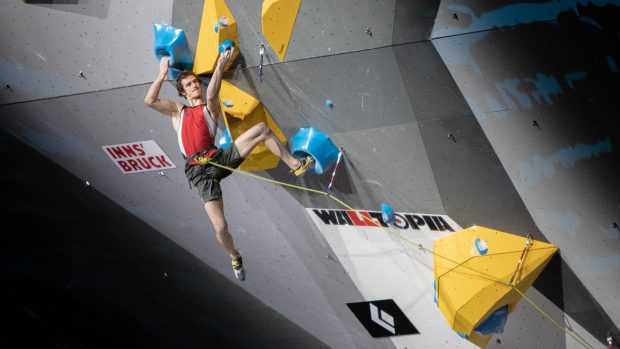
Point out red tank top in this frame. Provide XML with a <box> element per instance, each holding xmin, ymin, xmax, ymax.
<box><xmin>177</xmin><ymin>105</ymin><xmax>217</xmax><ymax>159</ymax></box>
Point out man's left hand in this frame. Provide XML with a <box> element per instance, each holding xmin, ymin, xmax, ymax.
<box><xmin>217</xmin><ymin>47</ymin><xmax>234</xmax><ymax>68</ymax></box>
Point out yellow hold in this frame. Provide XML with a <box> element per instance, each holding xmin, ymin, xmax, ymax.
<box><xmin>434</xmin><ymin>226</ymin><xmax>558</xmax><ymax>348</ymax></box>
<box><xmin>194</xmin><ymin>0</ymin><xmax>239</xmax><ymax>75</ymax></box>
<box><xmin>261</xmin><ymin>0</ymin><xmax>302</xmax><ymax>61</ymax></box>
<box><xmin>219</xmin><ymin>80</ymin><xmax>287</xmax><ymax>171</ymax></box>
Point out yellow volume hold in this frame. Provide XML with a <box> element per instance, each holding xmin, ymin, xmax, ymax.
<box><xmin>219</xmin><ymin>81</ymin><xmax>287</xmax><ymax>172</ymax></box>
<box><xmin>194</xmin><ymin>0</ymin><xmax>239</xmax><ymax>75</ymax></box>
<box><xmin>261</xmin><ymin>0</ymin><xmax>302</xmax><ymax>61</ymax></box>
<box><xmin>434</xmin><ymin>226</ymin><xmax>558</xmax><ymax>347</ymax></box>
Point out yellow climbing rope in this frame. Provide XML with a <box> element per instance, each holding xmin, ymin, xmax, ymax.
<box><xmin>200</xmin><ymin>158</ymin><xmax>593</xmax><ymax>349</ymax></box>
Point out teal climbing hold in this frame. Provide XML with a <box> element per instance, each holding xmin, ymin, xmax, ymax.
<box><xmin>219</xmin><ymin>39</ymin><xmax>235</xmax><ymax>53</ymax></box>
<box><xmin>153</xmin><ymin>23</ymin><xmax>193</xmax><ymax>79</ymax></box>
<box><xmin>289</xmin><ymin>127</ymin><xmax>339</xmax><ymax>175</ymax></box>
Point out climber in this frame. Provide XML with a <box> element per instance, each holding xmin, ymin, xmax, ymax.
<box><xmin>144</xmin><ymin>51</ymin><xmax>313</xmax><ymax>281</ymax></box>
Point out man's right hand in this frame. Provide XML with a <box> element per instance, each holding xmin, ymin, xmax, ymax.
<box><xmin>159</xmin><ymin>56</ymin><xmax>170</xmax><ymax>78</ymax></box>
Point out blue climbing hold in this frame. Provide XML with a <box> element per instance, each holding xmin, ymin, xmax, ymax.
<box><xmin>153</xmin><ymin>23</ymin><xmax>194</xmax><ymax>79</ymax></box>
<box><xmin>214</xmin><ymin>24</ymin><xmax>219</xmax><ymax>33</ymax></box>
<box><xmin>325</xmin><ymin>99</ymin><xmax>334</xmax><ymax>108</ymax></box>
<box><xmin>289</xmin><ymin>127</ymin><xmax>339</xmax><ymax>175</ymax></box>
<box><xmin>218</xmin><ymin>16</ymin><xmax>229</xmax><ymax>27</ymax></box>
<box><xmin>218</xmin><ymin>128</ymin><xmax>232</xmax><ymax>150</ymax></box>
<box><xmin>219</xmin><ymin>39</ymin><xmax>235</xmax><ymax>53</ymax></box>
<box><xmin>456</xmin><ymin>331</ymin><xmax>469</xmax><ymax>339</ymax></box>
<box><xmin>474</xmin><ymin>305</ymin><xmax>509</xmax><ymax>335</ymax></box>
<box><xmin>381</xmin><ymin>203</ymin><xmax>395</xmax><ymax>225</ymax></box>
<box><xmin>222</xmin><ymin>100</ymin><xmax>234</xmax><ymax>108</ymax></box>
<box><xmin>474</xmin><ymin>238</ymin><xmax>489</xmax><ymax>255</ymax></box>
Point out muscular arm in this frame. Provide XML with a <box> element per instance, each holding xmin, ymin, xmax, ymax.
<box><xmin>144</xmin><ymin>57</ymin><xmax>182</xmax><ymax>117</ymax></box>
<box><xmin>206</xmin><ymin>49</ymin><xmax>233</xmax><ymax>123</ymax></box>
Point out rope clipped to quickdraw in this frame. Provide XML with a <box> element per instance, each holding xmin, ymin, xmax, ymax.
<box><xmin>326</xmin><ymin>147</ymin><xmax>344</xmax><ymax>195</ymax></box>
<box><xmin>509</xmin><ymin>234</ymin><xmax>533</xmax><ymax>286</ymax></box>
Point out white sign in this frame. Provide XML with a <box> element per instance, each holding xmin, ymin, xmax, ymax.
<box><xmin>102</xmin><ymin>140</ymin><xmax>176</xmax><ymax>174</ymax></box>
<box><xmin>306</xmin><ymin>208</ymin><xmax>473</xmax><ymax>349</ymax></box>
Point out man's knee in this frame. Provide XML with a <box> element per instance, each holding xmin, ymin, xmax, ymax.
<box><xmin>258</xmin><ymin>122</ymin><xmax>272</xmax><ymax>138</ymax></box>
<box><xmin>251</xmin><ymin>121</ymin><xmax>267</xmax><ymax>134</ymax></box>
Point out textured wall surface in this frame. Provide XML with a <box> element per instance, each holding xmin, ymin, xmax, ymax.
<box><xmin>1</xmin><ymin>1</ymin><xmax>618</xmax><ymax>348</ymax></box>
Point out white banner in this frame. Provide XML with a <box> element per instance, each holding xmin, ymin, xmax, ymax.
<box><xmin>306</xmin><ymin>208</ymin><xmax>472</xmax><ymax>348</ymax></box>
<box><xmin>102</xmin><ymin>140</ymin><xmax>176</xmax><ymax>174</ymax></box>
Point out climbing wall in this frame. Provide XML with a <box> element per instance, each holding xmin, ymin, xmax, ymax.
<box><xmin>1</xmin><ymin>1</ymin><xmax>618</xmax><ymax>348</ymax></box>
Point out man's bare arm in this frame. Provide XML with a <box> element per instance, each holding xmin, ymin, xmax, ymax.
<box><xmin>144</xmin><ymin>57</ymin><xmax>182</xmax><ymax>117</ymax></box>
<box><xmin>206</xmin><ymin>49</ymin><xmax>233</xmax><ymax>122</ymax></box>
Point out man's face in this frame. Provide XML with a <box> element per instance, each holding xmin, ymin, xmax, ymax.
<box><xmin>181</xmin><ymin>75</ymin><xmax>201</xmax><ymax>99</ymax></box>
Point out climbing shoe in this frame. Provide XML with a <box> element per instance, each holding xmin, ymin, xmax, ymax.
<box><xmin>232</xmin><ymin>256</ymin><xmax>245</xmax><ymax>281</ymax></box>
<box><xmin>292</xmin><ymin>156</ymin><xmax>314</xmax><ymax>177</ymax></box>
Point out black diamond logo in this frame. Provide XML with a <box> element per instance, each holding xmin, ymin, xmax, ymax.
<box><xmin>347</xmin><ymin>299</ymin><xmax>419</xmax><ymax>338</ymax></box>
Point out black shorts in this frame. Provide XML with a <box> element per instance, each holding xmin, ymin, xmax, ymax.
<box><xmin>185</xmin><ymin>143</ymin><xmax>245</xmax><ymax>203</ymax></box>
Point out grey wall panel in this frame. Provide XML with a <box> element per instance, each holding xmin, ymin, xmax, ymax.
<box><xmin>266</xmin><ymin>0</ymin><xmax>396</xmax><ymax>63</ymax></box>
<box><xmin>433</xmin><ymin>1</ymin><xmax>620</xmax><ymax>334</ymax></box>
<box><xmin>224</xmin><ymin>0</ymin><xmax>272</xmax><ymax>69</ymax></box>
<box><xmin>223</xmin><ymin>46</ymin><xmax>418</xmax><ymax>135</ymax></box>
<box><xmin>394</xmin><ymin>41</ymin><xmax>537</xmax><ymax>233</ymax></box>
<box><xmin>485</xmin><ymin>287</ymin><xmax>605</xmax><ymax>349</ymax></box>
<box><xmin>392</xmin><ymin>0</ymin><xmax>440</xmax><ymax>45</ymax></box>
<box><xmin>0</xmin><ymin>1</ymin><xmax>173</xmax><ymax>104</ymax></box>
<box><xmin>327</xmin><ymin>125</ymin><xmax>445</xmax><ymax>213</ymax></box>
<box><xmin>0</xmin><ymin>83</ymin><xmax>394</xmax><ymax>349</ymax></box>
<box><xmin>431</xmin><ymin>0</ymin><xmax>620</xmax><ymax>39</ymax></box>
<box><xmin>171</xmin><ymin>0</ymin><xmax>204</xmax><ymax>60</ymax></box>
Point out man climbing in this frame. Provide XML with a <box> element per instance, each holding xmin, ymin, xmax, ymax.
<box><xmin>144</xmin><ymin>50</ymin><xmax>313</xmax><ymax>280</ymax></box>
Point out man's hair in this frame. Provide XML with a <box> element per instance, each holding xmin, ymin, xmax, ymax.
<box><xmin>175</xmin><ymin>71</ymin><xmax>198</xmax><ymax>97</ymax></box>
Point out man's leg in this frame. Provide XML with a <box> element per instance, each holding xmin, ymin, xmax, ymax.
<box><xmin>204</xmin><ymin>199</ymin><xmax>240</xmax><ymax>259</ymax></box>
<box><xmin>234</xmin><ymin>122</ymin><xmax>300</xmax><ymax>170</ymax></box>
<box><xmin>204</xmin><ymin>198</ymin><xmax>245</xmax><ymax>280</ymax></box>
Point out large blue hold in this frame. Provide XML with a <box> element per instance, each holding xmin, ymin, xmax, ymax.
<box><xmin>474</xmin><ymin>305</ymin><xmax>509</xmax><ymax>335</ymax></box>
<box><xmin>289</xmin><ymin>127</ymin><xmax>339</xmax><ymax>175</ymax></box>
<box><xmin>153</xmin><ymin>24</ymin><xmax>194</xmax><ymax>79</ymax></box>
<box><xmin>218</xmin><ymin>39</ymin><xmax>235</xmax><ymax>53</ymax></box>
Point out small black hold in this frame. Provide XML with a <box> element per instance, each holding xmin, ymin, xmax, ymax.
<box><xmin>365</xmin><ymin>27</ymin><xmax>372</xmax><ymax>36</ymax></box>
<box><xmin>531</xmin><ymin>120</ymin><xmax>540</xmax><ymax>130</ymax></box>
<box><xmin>78</xmin><ymin>71</ymin><xmax>86</xmax><ymax>79</ymax></box>
<box><xmin>496</xmin><ymin>338</ymin><xmax>501</xmax><ymax>344</ymax></box>
<box><xmin>448</xmin><ymin>133</ymin><xmax>456</xmax><ymax>142</ymax></box>
<box><xmin>613</xmin><ymin>222</ymin><xmax>619</xmax><ymax>231</ymax></box>
<box><xmin>4</xmin><ymin>82</ymin><xmax>12</xmax><ymax>92</ymax></box>
<box><xmin>452</xmin><ymin>13</ymin><xmax>459</xmax><ymax>21</ymax></box>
